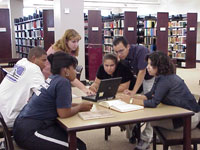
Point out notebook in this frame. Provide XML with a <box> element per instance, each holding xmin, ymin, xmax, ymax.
<box><xmin>82</xmin><ymin>77</ymin><xmax>122</xmax><ymax>102</ymax></box>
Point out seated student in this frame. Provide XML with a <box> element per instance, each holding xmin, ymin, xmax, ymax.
<box><xmin>0</xmin><ymin>47</ymin><xmax>47</xmax><ymax>127</ymax></box>
<box><xmin>89</xmin><ymin>53</ymin><xmax>132</xmax><ymax>93</ymax></box>
<box><xmin>122</xmin><ymin>51</ymin><xmax>200</xmax><ymax>150</ymax></box>
<box><xmin>13</xmin><ymin>52</ymin><xmax>93</xmax><ymax>150</ymax></box>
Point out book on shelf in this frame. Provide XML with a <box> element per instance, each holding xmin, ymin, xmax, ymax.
<box><xmin>99</xmin><ymin>99</ymin><xmax>144</xmax><ymax>113</ymax></box>
<box><xmin>78</xmin><ymin>110</ymin><xmax>114</xmax><ymax>120</ymax></box>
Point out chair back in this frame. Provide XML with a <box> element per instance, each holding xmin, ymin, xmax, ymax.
<box><xmin>0</xmin><ymin>67</ymin><xmax>7</xmax><ymax>83</ymax></box>
<box><xmin>76</xmin><ymin>65</ymin><xmax>83</xmax><ymax>80</ymax></box>
<box><xmin>0</xmin><ymin>112</ymin><xmax>14</xmax><ymax>150</ymax></box>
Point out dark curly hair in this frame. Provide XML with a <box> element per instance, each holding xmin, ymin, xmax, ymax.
<box><xmin>146</xmin><ymin>51</ymin><xmax>175</xmax><ymax>75</ymax></box>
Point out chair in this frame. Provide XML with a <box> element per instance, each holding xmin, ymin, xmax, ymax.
<box><xmin>153</xmin><ymin>97</ymin><xmax>200</xmax><ymax>150</ymax></box>
<box><xmin>76</xmin><ymin>65</ymin><xmax>83</xmax><ymax>80</ymax></box>
<box><xmin>0</xmin><ymin>112</ymin><xmax>14</xmax><ymax>150</ymax></box>
<box><xmin>0</xmin><ymin>66</ymin><xmax>7</xmax><ymax>83</ymax></box>
<box><xmin>153</xmin><ymin>126</ymin><xmax>200</xmax><ymax>150</ymax></box>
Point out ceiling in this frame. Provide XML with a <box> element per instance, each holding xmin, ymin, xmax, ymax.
<box><xmin>0</xmin><ymin>0</ymin><xmax>160</xmax><ymax>9</ymax></box>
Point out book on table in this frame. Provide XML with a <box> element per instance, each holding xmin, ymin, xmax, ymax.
<box><xmin>98</xmin><ymin>99</ymin><xmax>144</xmax><ymax>112</ymax></box>
<box><xmin>78</xmin><ymin>110</ymin><xmax>114</xmax><ymax>120</ymax></box>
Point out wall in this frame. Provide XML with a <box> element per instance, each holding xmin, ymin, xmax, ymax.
<box><xmin>8</xmin><ymin>0</ymin><xmax>23</xmax><ymax>58</ymax></box>
<box><xmin>54</xmin><ymin>0</ymin><xmax>85</xmax><ymax>79</ymax></box>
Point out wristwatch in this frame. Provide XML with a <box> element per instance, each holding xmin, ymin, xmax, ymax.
<box><xmin>129</xmin><ymin>98</ymin><xmax>134</xmax><ymax>104</ymax></box>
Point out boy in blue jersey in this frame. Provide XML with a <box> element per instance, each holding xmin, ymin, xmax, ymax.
<box><xmin>13</xmin><ymin>51</ymin><xmax>93</xmax><ymax>150</ymax></box>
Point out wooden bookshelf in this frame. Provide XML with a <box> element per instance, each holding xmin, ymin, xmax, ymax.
<box><xmin>137</xmin><ymin>14</ymin><xmax>157</xmax><ymax>52</ymax></box>
<box><xmin>0</xmin><ymin>9</ymin><xmax>12</xmax><ymax>59</ymax></box>
<box><xmin>103</xmin><ymin>13</ymin><xmax>124</xmax><ymax>53</ymax></box>
<box><xmin>86</xmin><ymin>10</ymin><xmax>103</xmax><ymax>80</ymax></box>
<box><xmin>124</xmin><ymin>11</ymin><xmax>137</xmax><ymax>44</ymax></box>
<box><xmin>168</xmin><ymin>13</ymin><xmax>197</xmax><ymax>68</ymax></box>
<box><xmin>14</xmin><ymin>9</ymin><xmax>54</xmax><ymax>58</ymax></box>
<box><xmin>156</xmin><ymin>12</ymin><xmax>169</xmax><ymax>54</ymax></box>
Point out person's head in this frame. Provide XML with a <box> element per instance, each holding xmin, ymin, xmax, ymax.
<box><xmin>47</xmin><ymin>51</ymin><xmax>78</xmax><ymax>81</ymax></box>
<box><xmin>53</xmin><ymin>29</ymin><xmax>81</xmax><ymax>56</ymax></box>
<box><xmin>113</xmin><ymin>37</ymin><xmax>130</xmax><ymax>60</ymax></box>
<box><xmin>103</xmin><ymin>53</ymin><xmax>118</xmax><ymax>75</ymax></box>
<box><xmin>28</xmin><ymin>47</ymin><xmax>47</xmax><ymax>70</ymax></box>
<box><xmin>146</xmin><ymin>51</ymin><xmax>175</xmax><ymax>76</ymax></box>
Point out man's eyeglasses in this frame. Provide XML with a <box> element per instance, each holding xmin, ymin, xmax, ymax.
<box><xmin>115</xmin><ymin>49</ymin><xmax>124</xmax><ymax>54</ymax></box>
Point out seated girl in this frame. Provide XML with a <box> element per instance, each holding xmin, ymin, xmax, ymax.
<box><xmin>89</xmin><ymin>53</ymin><xmax>132</xmax><ymax>93</ymax></box>
<box><xmin>13</xmin><ymin>51</ymin><xmax>93</xmax><ymax>150</ymax></box>
<box><xmin>126</xmin><ymin>51</ymin><xmax>200</xmax><ymax>131</ymax></box>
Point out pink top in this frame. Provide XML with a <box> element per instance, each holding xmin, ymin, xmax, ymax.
<box><xmin>42</xmin><ymin>46</ymin><xmax>56</xmax><ymax>79</ymax></box>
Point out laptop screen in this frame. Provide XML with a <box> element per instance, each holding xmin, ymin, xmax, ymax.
<box><xmin>82</xmin><ymin>77</ymin><xmax>122</xmax><ymax>102</ymax></box>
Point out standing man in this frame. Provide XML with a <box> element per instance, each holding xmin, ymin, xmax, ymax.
<box><xmin>0</xmin><ymin>47</ymin><xmax>47</xmax><ymax>127</ymax></box>
<box><xmin>113</xmin><ymin>37</ymin><xmax>154</xmax><ymax>150</ymax></box>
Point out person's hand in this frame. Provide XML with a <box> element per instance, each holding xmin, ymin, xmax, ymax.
<box><xmin>117</xmin><ymin>94</ymin><xmax>131</xmax><ymax>104</ymax></box>
<box><xmin>82</xmin><ymin>88</ymin><xmax>95</xmax><ymax>96</ymax></box>
<box><xmin>123</xmin><ymin>89</ymin><xmax>136</xmax><ymax>97</ymax></box>
<box><xmin>80</xmin><ymin>102</ymin><xmax>93</xmax><ymax>111</ymax></box>
<box><xmin>89</xmin><ymin>86</ymin><xmax>97</xmax><ymax>93</ymax></box>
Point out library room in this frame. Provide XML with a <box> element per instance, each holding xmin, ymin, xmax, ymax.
<box><xmin>0</xmin><ymin>0</ymin><xmax>200</xmax><ymax>150</ymax></box>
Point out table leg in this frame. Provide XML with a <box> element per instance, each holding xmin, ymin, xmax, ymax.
<box><xmin>68</xmin><ymin>131</ymin><xmax>77</xmax><ymax>150</ymax></box>
<box><xmin>183</xmin><ymin>116</ymin><xmax>191</xmax><ymax>150</ymax></box>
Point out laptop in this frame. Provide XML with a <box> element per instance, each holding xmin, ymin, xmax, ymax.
<box><xmin>82</xmin><ymin>77</ymin><xmax>122</xmax><ymax>102</ymax></box>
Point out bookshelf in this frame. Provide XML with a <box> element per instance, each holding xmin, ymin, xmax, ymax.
<box><xmin>14</xmin><ymin>10</ymin><xmax>54</xmax><ymax>58</ymax></box>
<box><xmin>0</xmin><ymin>9</ymin><xmax>12</xmax><ymax>59</ymax></box>
<box><xmin>144</xmin><ymin>15</ymin><xmax>157</xmax><ymax>52</ymax></box>
<box><xmin>86</xmin><ymin>10</ymin><xmax>103</xmax><ymax>80</ymax></box>
<box><xmin>168</xmin><ymin>13</ymin><xmax>197</xmax><ymax>68</ymax></box>
<box><xmin>103</xmin><ymin>14</ymin><xmax>124</xmax><ymax>53</ymax></box>
<box><xmin>137</xmin><ymin>14</ymin><xmax>157</xmax><ymax>52</ymax></box>
<box><xmin>102</xmin><ymin>12</ymin><xmax>137</xmax><ymax>53</ymax></box>
<box><xmin>156</xmin><ymin>12</ymin><xmax>169</xmax><ymax>54</ymax></box>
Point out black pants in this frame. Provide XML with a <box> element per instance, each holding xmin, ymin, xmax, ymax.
<box><xmin>129</xmin><ymin>76</ymin><xmax>143</xmax><ymax>93</ymax></box>
<box><xmin>13</xmin><ymin>117</ymin><xmax>86</xmax><ymax>150</ymax></box>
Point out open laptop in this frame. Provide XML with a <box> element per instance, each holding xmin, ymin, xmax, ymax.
<box><xmin>82</xmin><ymin>77</ymin><xmax>122</xmax><ymax>102</ymax></box>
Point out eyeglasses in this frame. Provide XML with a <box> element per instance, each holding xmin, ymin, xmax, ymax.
<box><xmin>115</xmin><ymin>49</ymin><xmax>124</xmax><ymax>54</ymax></box>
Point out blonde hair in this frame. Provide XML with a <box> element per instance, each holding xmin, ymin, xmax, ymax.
<box><xmin>52</xmin><ymin>29</ymin><xmax>81</xmax><ymax>56</ymax></box>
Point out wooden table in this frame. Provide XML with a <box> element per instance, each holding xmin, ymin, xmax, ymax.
<box><xmin>57</xmin><ymin>92</ymin><xmax>194</xmax><ymax>150</ymax></box>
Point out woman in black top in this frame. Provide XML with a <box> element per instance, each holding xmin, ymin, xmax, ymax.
<box><xmin>90</xmin><ymin>53</ymin><xmax>132</xmax><ymax>93</ymax></box>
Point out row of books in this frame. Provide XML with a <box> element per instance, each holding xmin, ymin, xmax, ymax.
<box><xmin>103</xmin><ymin>45</ymin><xmax>113</xmax><ymax>53</ymax></box>
<box><xmin>171</xmin><ymin>51</ymin><xmax>186</xmax><ymax>59</ymax></box>
<box><xmin>144</xmin><ymin>20</ymin><xmax>157</xmax><ymax>28</ymax></box>
<box><xmin>16</xmin><ymin>39</ymin><xmax>44</xmax><ymax>48</ymax></box>
<box><xmin>144</xmin><ymin>37</ymin><xmax>156</xmax><ymax>45</ymax></box>
<box><xmin>169</xmin><ymin>21</ymin><xmax>187</xmax><ymax>28</ymax></box>
<box><xmin>16</xmin><ymin>45</ymin><xmax>31</xmax><ymax>54</ymax></box>
<box><xmin>168</xmin><ymin>44</ymin><xmax>186</xmax><ymax>52</ymax></box>
<box><xmin>15</xmin><ymin>20</ymin><xmax>43</xmax><ymax>31</ymax></box>
<box><xmin>104</xmin><ymin>19</ymin><xmax>124</xmax><ymax>29</ymax></box>
<box><xmin>15</xmin><ymin>30</ymin><xmax>44</xmax><ymax>38</ymax></box>
<box><xmin>168</xmin><ymin>36</ymin><xmax>186</xmax><ymax>44</ymax></box>
<box><xmin>104</xmin><ymin>38</ymin><xmax>113</xmax><ymax>45</ymax></box>
<box><xmin>144</xmin><ymin>28</ymin><xmax>156</xmax><ymax>36</ymax></box>
<box><xmin>169</xmin><ymin>28</ymin><xmax>187</xmax><ymax>36</ymax></box>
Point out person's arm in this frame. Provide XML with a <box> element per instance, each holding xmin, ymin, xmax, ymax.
<box><xmin>131</xmin><ymin>69</ymin><xmax>146</xmax><ymax>96</ymax></box>
<box><xmin>89</xmin><ymin>77</ymin><xmax>101</xmax><ymax>93</ymax></box>
<box><xmin>118</xmin><ymin>81</ymin><xmax>130</xmax><ymax>92</ymax></box>
<box><xmin>57</xmin><ymin>102</ymin><xmax>93</xmax><ymax>118</ymax></box>
<box><xmin>71</xmin><ymin>78</ymin><xmax>94</xmax><ymax>95</ymax></box>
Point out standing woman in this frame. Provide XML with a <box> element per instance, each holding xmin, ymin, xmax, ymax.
<box><xmin>13</xmin><ymin>51</ymin><xmax>93</xmax><ymax>150</ymax></box>
<box><xmin>89</xmin><ymin>53</ymin><xmax>132</xmax><ymax>93</ymax></box>
<box><xmin>43</xmin><ymin>29</ymin><xmax>93</xmax><ymax>95</ymax></box>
